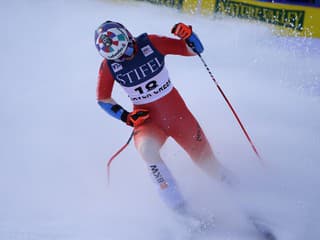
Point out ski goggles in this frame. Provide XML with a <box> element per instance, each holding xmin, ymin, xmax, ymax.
<box><xmin>117</xmin><ymin>40</ymin><xmax>135</xmax><ymax>62</ymax></box>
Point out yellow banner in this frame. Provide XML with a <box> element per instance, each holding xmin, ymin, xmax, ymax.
<box><xmin>183</xmin><ymin>0</ymin><xmax>320</xmax><ymax>38</ymax></box>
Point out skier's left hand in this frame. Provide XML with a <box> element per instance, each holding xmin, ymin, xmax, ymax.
<box><xmin>171</xmin><ymin>22</ymin><xmax>192</xmax><ymax>40</ymax></box>
<box><xmin>171</xmin><ymin>22</ymin><xmax>204</xmax><ymax>54</ymax></box>
<box><xmin>126</xmin><ymin>109</ymin><xmax>150</xmax><ymax>127</ymax></box>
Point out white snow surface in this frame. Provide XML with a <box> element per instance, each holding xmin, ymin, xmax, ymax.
<box><xmin>0</xmin><ymin>0</ymin><xmax>319</xmax><ymax>239</ymax></box>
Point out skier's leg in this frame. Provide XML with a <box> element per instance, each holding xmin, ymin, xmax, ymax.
<box><xmin>134</xmin><ymin>122</ymin><xmax>187</xmax><ymax>211</ymax></box>
<box><xmin>173</xmin><ymin>116</ymin><xmax>234</xmax><ymax>185</ymax></box>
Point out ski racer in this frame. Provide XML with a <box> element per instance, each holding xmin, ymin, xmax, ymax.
<box><xmin>94</xmin><ymin>20</ymin><xmax>233</xmax><ymax>215</ymax></box>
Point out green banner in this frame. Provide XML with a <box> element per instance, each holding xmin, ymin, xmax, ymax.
<box><xmin>138</xmin><ymin>0</ymin><xmax>184</xmax><ymax>8</ymax></box>
<box><xmin>214</xmin><ymin>0</ymin><xmax>305</xmax><ymax>31</ymax></box>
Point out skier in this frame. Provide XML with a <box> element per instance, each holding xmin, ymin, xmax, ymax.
<box><xmin>94</xmin><ymin>20</ymin><xmax>232</xmax><ymax>215</ymax></box>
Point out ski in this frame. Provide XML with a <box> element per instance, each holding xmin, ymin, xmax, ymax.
<box><xmin>249</xmin><ymin>216</ymin><xmax>277</xmax><ymax>240</ymax></box>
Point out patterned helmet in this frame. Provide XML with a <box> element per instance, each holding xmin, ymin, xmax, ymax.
<box><xmin>94</xmin><ymin>21</ymin><xmax>134</xmax><ymax>60</ymax></box>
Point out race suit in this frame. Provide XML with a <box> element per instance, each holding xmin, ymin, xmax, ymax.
<box><xmin>97</xmin><ymin>34</ymin><xmax>220</xmax><ymax>210</ymax></box>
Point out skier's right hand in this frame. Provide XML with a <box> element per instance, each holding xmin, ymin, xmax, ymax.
<box><xmin>126</xmin><ymin>109</ymin><xmax>150</xmax><ymax>127</ymax></box>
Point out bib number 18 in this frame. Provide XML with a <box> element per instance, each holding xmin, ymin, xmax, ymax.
<box><xmin>134</xmin><ymin>80</ymin><xmax>158</xmax><ymax>94</ymax></box>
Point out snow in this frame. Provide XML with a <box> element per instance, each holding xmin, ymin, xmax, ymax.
<box><xmin>0</xmin><ymin>0</ymin><xmax>319</xmax><ymax>239</ymax></box>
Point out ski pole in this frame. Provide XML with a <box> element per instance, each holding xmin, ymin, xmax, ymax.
<box><xmin>197</xmin><ymin>53</ymin><xmax>263</xmax><ymax>163</ymax></box>
<box><xmin>107</xmin><ymin>130</ymin><xmax>134</xmax><ymax>185</ymax></box>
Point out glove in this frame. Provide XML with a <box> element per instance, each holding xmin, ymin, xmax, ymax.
<box><xmin>126</xmin><ymin>109</ymin><xmax>150</xmax><ymax>127</ymax></box>
<box><xmin>171</xmin><ymin>22</ymin><xmax>192</xmax><ymax>40</ymax></box>
<box><xmin>171</xmin><ymin>22</ymin><xmax>204</xmax><ymax>54</ymax></box>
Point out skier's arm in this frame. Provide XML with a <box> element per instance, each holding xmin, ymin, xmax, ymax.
<box><xmin>98</xmin><ymin>98</ymin><xmax>129</xmax><ymax>123</ymax></box>
<box><xmin>148</xmin><ymin>35</ymin><xmax>195</xmax><ymax>56</ymax></box>
<box><xmin>96</xmin><ymin>61</ymin><xmax>149</xmax><ymax>127</ymax></box>
<box><xmin>98</xmin><ymin>98</ymin><xmax>149</xmax><ymax>127</ymax></box>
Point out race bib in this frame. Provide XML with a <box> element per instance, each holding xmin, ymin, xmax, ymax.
<box><xmin>122</xmin><ymin>67</ymin><xmax>173</xmax><ymax>105</ymax></box>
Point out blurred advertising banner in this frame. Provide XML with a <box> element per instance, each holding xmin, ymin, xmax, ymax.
<box><xmin>182</xmin><ymin>0</ymin><xmax>320</xmax><ymax>37</ymax></box>
<box><xmin>139</xmin><ymin>0</ymin><xmax>319</xmax><ymax>38</ymax></box>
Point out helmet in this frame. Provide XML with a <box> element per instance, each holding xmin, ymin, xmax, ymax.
<box><xmin>94</xmin><ymin>21</ymin><xmax>134</xmax><ymax>61</ymax></box>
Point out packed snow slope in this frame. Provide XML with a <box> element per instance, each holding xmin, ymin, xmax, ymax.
<box><xmin>0</xmin><ymin>0</ymin><xmax>319</xmax><ymax>239</ymax></box>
